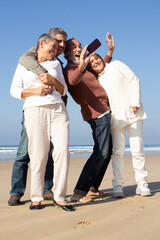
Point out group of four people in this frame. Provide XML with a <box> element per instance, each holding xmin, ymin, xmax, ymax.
<box><xmin>9</xmin><ymin>27</ymin><xmax>151</xmax><ymax>211</ymax></box>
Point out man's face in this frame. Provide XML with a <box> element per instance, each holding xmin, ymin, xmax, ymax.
<box><xmin>66</xmin><ymin>39</ymin><xmax>82</xmax><ymax>65</ymax></box>
<box><xmin>55</xmin><ymin>34</ymin><xmax>67</xmax><ymax>56</ymax></box>
<box><xmin>41</xmin><ymin>39</ymin><xmax>58</xmax><ymax>61</ymax></box>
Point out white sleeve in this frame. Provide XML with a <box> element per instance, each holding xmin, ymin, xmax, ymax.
<box><xmin>10</xmin><ymin>64</ymin><xmax>24</xmax><ymax>100</ymax></box>
<box><xmin>48</xmin><ymin>61</ymin><xmax>68</xmax><ymax>96</ymax></box>
<box><xmin>118</xmin><ymin>61</ymin><xmax>141</xmax><ymax>107</ymax></box>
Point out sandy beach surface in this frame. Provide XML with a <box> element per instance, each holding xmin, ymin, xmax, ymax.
<box><xmin>0</xmin><ymin>154</ymin><xmax>160</xmax><ymax>240</ymax></box>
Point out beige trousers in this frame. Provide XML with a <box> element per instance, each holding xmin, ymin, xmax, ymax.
<box><xmin>24</xmin><ymin>103</ymin><xmax>70</xmax><ymax>202</ymax></box>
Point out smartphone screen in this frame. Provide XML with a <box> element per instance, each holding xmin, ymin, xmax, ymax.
<box><xmin>87</xmin><ymin>39</ymin><xmax>101</xmax><ymax>54</ymax></box>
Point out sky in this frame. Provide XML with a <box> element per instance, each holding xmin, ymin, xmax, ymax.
<box><xmin>1</xmin><ymin>0</ymin><xmax>160</xmax><ymax>146</ymax></box>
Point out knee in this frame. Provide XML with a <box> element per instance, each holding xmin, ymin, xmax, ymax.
<box><xmin>112</xmin><ymin>151</ymin><xmax>124</xmax><ymax>160</ymax></box>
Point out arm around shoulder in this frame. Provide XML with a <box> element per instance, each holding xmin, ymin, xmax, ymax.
<box><xmin>19</xmin><ymin>46</ymin><xmax>47</xmax><ymax>76</ymax></box>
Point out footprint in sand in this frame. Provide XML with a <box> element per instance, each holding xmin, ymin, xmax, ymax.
<box><xmin>75</xmin><ymin>221</ymin><xmax>95</xmax><ymax>229</ymax></box>
<box><xmin>139</xmin><ymin>205</ymin><xmax>151</xmax><ymax>209</ymax></box>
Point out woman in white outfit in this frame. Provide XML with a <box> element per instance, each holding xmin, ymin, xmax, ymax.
<box><xmin>88</xmin><ymin>52</ymin><xmax>151</xmax><ymax>198</ymax></box>
<box><xmin>10</xmin><ymin>34</ymin><xmax>75</xmax><ymax>211</ymax></box>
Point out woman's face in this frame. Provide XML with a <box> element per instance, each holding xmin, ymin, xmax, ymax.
<box><xmin>89</xmin><ymin>55</ymin><xmax>105</xmax><ymax>74</ymax></box>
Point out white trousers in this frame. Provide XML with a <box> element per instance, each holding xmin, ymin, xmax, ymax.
<box><xmin>111</xmin><ymin>120</ymin><xmax>148</xmax><ymax>188</ymax></box>
<box><xmin>24</xmin><ymin>103</ymin><xmax>70</xmax><ymax>202</ymax></box>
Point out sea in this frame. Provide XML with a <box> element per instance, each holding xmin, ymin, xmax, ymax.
<box><xmin>0</xmin><ymin>144</ymin><xmax>160</xmax><ymax>162</ymax></box>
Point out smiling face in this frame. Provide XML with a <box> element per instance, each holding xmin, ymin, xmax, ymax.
<box><xmin>89</xmin><ymin>54</ymin><xmax>105</xmax><ymax>74</ymax></box>
<box><xmin>65</xmin><ymin>39</ymin><xmax>82</xmax><ymax>65</ymax></box>
<box><xmin>38</xmin><ymin>39</ymin><xmax>58</xmax><ymax>62</ymax></box>
<box><xmin>55</xmin><ymin>33</ymin><xmax>67</xmax><ymax>56</ymax></box>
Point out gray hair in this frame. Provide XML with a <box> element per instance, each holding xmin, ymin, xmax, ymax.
<box><xmin>48</xmin><ymin>27</ymin><xmax>67</xmax><ymax>38</ymax></box>
<box><xmin>37</xmin><ymin>34</ymin><xmax>58</xmax><ymax>48</ymax></box>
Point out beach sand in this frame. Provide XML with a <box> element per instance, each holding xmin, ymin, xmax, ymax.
<box><xmin>0</xmin><ymin>154</ymin><xmax>160</xmax><ymax>240</ymax></box>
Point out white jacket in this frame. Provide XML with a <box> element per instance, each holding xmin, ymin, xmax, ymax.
<box><xmin>98</xmin><ymin>60</ymin><xmax>147</xmax><ymax>130</ymax></box>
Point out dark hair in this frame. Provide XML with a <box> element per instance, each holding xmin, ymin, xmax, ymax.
<box><xmin>64</xmin><ymin>38</ymin><xmax>77</xmax><ymax>59</ymax></box>
<box><xmin>87</xmin><ymin>53</ymin><xmax>105</xmax><ymax>76</ymax></box>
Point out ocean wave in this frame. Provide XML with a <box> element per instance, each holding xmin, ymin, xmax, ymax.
<box><xmin>0</xmin><ymin>144</ymin><xmax>160</xmax><ymax>160</ymax></box>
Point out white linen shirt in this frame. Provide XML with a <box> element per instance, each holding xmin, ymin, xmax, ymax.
<box><xmin>98</xmin><ymin>60</ymin><xmax>147</xmax><ymax>131</ymax></box>
<box><xmin>10</xmin><ymin>59</ymin><xmax>67</xmax><ymax>109</ymax></box>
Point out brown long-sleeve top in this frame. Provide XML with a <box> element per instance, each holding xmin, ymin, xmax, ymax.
<box><xmin>64</xmin><ymin>55</ymin><xmax>111</xmax><ymax>121</ymax></box>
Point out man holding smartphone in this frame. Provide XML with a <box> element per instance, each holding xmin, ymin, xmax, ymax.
<box><xmin>64</xmin><ymin>33</ymin><xmax>115</xmax><ymax>202</ymax></box>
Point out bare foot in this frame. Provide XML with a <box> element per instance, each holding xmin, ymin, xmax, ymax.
<box><xmin>87</xmin><ymin>190</ymin><xmax>109</xmax><ymax>197</ymax></box>
<box><xmin>70</xmin><ymin>193</ymin><xmax>93</xmax><ymax>203</ymax></box>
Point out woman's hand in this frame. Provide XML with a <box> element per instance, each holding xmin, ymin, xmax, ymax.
<box><xmin>105</xmin><ymin>32</ymin><xmax>115</xmax><ymax>57</ymax></box>
<box><xmin>21</xmin><ymin>84</ymin><xmax>53</xmax><ymax>98</ymax></box>
<box><xmin>39</xmin><ymin>72</ymin><xmax>64</xmax><ymax>95</ymax></box>
<box><xmin>105</xmin><ymin>32</ymin><xmax>115</xmax><ymax>51</ymax></box>
<box><xmin>35</xmin><ymin>84</ymin><xmax>53</xmax><ymax>96</ymax></box>
<box><xmin>132</xmin><ymin>106</ymin><xmax>139</xmax><ymax>114</ymax></box>
<box><xmin>39</xmin><ymin>72</ymin><xmax>56</xmax><ymax>85</ymax></box>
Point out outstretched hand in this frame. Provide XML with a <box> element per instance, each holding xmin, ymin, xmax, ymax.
<box><xmin>105</xmin><ymin>32</ymin><xmax>115</xmax><ymax>51</ymax></box>
<box><xmin>78</xmin><ymin>45</ymin><xmax>94</xmax><ymax>72</ymax></box>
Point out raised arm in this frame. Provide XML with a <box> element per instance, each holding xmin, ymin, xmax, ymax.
<box><xmin>65</xmin><ymin>45</ymin><xmax>94</xmax><ymax>86</ymax></box>
<box><xmin>19</xmin><ymin>46</ymin><xmax>47</xmax><ymax>76</ymax></box>
<box><xmin>104</xmin><ymin>32</ymin><xmax>115</xmax><ymax>63</ymax></box>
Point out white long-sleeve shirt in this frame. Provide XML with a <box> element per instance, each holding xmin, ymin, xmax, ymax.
<box><xmin>98</xmin><ymin>60</ymin><xmax>147</xmax><ymax>130</ymax></box>
<box><xmin>10</xmin><ymin>59</ymin><xmax>68</xmax><ymax>109</ymax></box>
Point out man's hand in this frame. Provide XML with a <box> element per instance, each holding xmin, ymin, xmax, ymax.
<box><xmin>78</xmin><ymin>45</ymin><xmax>93</xmax><ymax>73</ymax></box>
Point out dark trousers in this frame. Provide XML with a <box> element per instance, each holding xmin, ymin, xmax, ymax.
<box><xmin>74</xmin><ymin>113</ymin><xmax>111</xmax><ymax>195</ymax></box>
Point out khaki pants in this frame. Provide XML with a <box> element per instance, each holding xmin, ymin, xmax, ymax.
<box><xmin>24</xmin><ymin>103</ymin><xmax>70</xmax><ymax>202</ymax></box>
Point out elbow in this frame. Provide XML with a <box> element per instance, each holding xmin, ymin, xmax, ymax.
<box><xmin>68</xmin><ymin>80</ymin><xmax>78</xmax><ymax>86</ymax></box>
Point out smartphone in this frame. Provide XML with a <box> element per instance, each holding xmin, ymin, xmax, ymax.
<box><xmin>87</xmin><ymin>38</ymin><xmax>101</xmax><ymax>54</ymax></box>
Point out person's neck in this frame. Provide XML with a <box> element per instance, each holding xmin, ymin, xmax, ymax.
<box><xmin>37</xmin><ymin>49</ymin><xmax>45</xmax><ymax>63</ymax></box>
<box><xmin>67</xmin><ymin>60</ymin><xmax>79</xmax><ymax>66</ymax></box>
<box><xmin>37</xmin><ymin>49</ymin><xmax>49</xmax><ymax>63</ymax></box>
